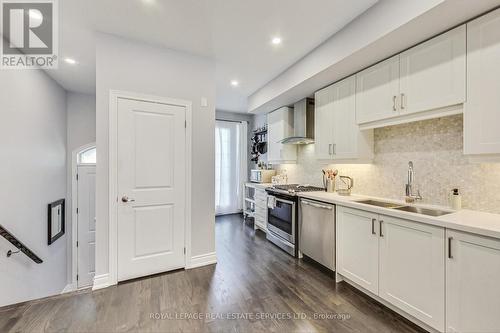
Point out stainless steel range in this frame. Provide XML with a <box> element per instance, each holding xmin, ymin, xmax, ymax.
<box><xmin>265</xmin><ymin>184</ymin><xmax>324</xmax><ymax>256</ymax></box>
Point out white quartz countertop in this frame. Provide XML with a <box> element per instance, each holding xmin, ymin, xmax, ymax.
<box><xmin>245</xmin><ymin>182</ymin><xmax>273</xmax><ymax>189</ymax></box>
<box><xmin>297</xmin><ymin>191</ymin><xmax>500</xmax><ymax>240</ymax></box>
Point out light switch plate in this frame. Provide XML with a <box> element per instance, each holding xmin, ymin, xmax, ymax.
<box><xmin>201</xmin><ymin>97</ymin><xmax>208</xmax><ymax>107</ymax></box>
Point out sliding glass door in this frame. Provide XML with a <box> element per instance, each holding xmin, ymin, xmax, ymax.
<box><xmin>215</xmin><ymin>120</ymin><xmax>247</xmax><ymax>215</ymax></box>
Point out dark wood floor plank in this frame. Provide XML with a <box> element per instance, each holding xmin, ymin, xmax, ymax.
<box><xmin>0</xmin><ymin>214</ymin><xmax>426</xmax><ymax>333</ymax></box>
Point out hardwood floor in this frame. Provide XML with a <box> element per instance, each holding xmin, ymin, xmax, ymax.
<box><xmin>0</xmin><ymin>214</ymin><xmax>425</xmax><ymax>332</ymax></box>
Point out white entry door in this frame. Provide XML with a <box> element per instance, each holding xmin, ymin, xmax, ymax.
<box><xmin>77</xmin><ymin>165</ymin><xmax>96</xmax><ymax>289</ymax></box>
<box><xmin>117</xmin><ymin>98</ymin><xmax>186</xmax><ymax>282</ymax></box>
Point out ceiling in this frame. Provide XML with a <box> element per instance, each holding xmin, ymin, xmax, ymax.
<box><xmin>47</xmin><ymin>0</ymin><xmax>378</xmax><ymax>112</ymax></box>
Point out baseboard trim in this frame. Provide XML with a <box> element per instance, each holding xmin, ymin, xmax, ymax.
<box><xmin>61</xmin><ymin>283</ymin><xmax>76</xmax><ymax>294</ymax></box>
<box><xmin>186</xmin><ymin>252</ymin><xmax>217</xmax><ymax>269</ymax></box>
<box><xmin>92</xmin><ymin>274</ymin><xmax>111</xmax><ymax>291</ymax></box>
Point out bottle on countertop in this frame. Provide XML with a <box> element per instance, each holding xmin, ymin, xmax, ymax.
<box><xmin>450</xmin><ymin>188</ymin><xmax>462</xmax><ymax>210</ymax></box>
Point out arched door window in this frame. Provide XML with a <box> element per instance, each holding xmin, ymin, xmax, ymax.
<box><xmin>77</xmin><ymin>146</ymin><xmax>96</xmax><ymax>164</ymax></box>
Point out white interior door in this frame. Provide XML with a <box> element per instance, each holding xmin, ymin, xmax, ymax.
<box><xmin>76</xmin><ymin>165</ymin><xmax>96</xmax><ymax>289</ymax></box>
<box><xmin>117</xmin><ymin>98</ymin><xmax>186</xmax><ymax>282</ymax></box>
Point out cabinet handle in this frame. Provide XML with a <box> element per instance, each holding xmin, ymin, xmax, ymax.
<box><xmin>379</xmin><ymin>220</ymin><xmax>384</xmax><ymax>237</ymax></box>
<box><xmin>329</xmin><ymin>144</ymin><xmax>332</xmax><ymax>155</ymax></box>
<box><xmin>371</xmin><ymin>218</ymin><xmax>376</xmax><ymax>235</ymax></box>
<box><xmin>448</xmin><ymin>237</ymin><xmax>453</xmax><ymax>259</ymax></box>
<box><xmin>392</xmin><ymin>96</ymin><xmax>397</xmax><ymax>111</ymax></box>
<box><xmin>333</xmin><ymin>144</ymin><xmax>336</xmax><ymax>155</ymax></box>
<box><xmin>401</xmin><ymin>93</ymin><xmax>405</xmax><ymax>110</ymax></box>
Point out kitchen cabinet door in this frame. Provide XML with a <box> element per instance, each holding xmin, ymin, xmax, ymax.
<box><xmin>336</xmin><ymin>207</ymin><xmax>379</xmax><ymax>294</ymax></box>
<box><xmin>356</xmin><ymin>55</ymin><xmax>400</xmax><ymax>125</ymax></box>
<box><xmin>267</xmin><ymin>107</ymin><xmax>296</xmax><ymax>163</ymax></box>
<box><xmin>446</xmin><ymin>230</ymin><xmax>500</xmax><ymax>333</ymax></box>
<box><xmin>399</xmin><ymin>25</ymin><xmax>466</xmax><ymax>116</ymax></box>
<box><xmin>314</xmin><ymin>84</ymin><xmax>335</xmax><ymax>159</ymax></box>
<box><xmin>332</xmin><ymin>76</ymin><xmax>364</xmax><ymax>160</ymax></box>
<box><xmin>464</xmin><ymin>9</ymin><xmax>500</xmax><ymax>155</ymax></box>
<box><xmin>378</xmin><ymin>216</ymin><xmax>445</xmax><ymax>332</ymax></box>
<box><xmin>315</xmin><ymin>76</ymin><xmax>373</xmax><ymax>161</ymax></box>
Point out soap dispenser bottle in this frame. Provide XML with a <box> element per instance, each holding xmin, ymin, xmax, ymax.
<box><xmin>450</xmin><ymin>188</ymin><xmax>462</xmax><ymax>210</ymax></box>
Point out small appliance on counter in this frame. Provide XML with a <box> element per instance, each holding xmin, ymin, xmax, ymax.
<box><xmin>265</xmin><ymin>184</ymin><xmax>324</xmax><ymax>257</ymax></box>
<box><xmin>250</xmin><ymin>169</ymin><xmax>276</xmax><ymax>183</ymax></box>
<box><xmin>337</xmin><ymin>176</ymin><xmax>354</xmax><ymax>196</ymax></box>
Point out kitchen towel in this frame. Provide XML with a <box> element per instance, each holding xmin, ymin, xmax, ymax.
<box><xmin>267</xmin><ymin>195</ymin><xmax>276</xmax><ymax>209</ymax></box>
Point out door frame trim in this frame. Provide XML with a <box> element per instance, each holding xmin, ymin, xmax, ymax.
<box><xmin>70</xmin><ymin>142</ymin><xmax>96</xmax><ymax>292</ymax></box>
<box><xmin>107</xmin><ymin>90</ymin><xmax>192</xmax><ymax>287</ymax></box>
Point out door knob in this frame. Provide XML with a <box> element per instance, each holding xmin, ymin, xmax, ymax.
<box><xmin>121</xmin><ymin>196</ymin><xmax>135</xmax><ymax>203</ymax></box>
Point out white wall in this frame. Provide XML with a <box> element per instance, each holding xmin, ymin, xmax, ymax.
<box><xmin>66</xmin><ymin>92</ymin><xmax>96</xmax><ymax>284</ymax></box>
<box><xmin>95</xmin><ymin>33</ymin><xmax>216</xmax><ymax>278</ymax></box>
<box><xmin>0</xmin><ymin>68</ymin><xmax>67</xmax><ymax>307</ymax></box>
<box><xmin>252</xmin><ymin>114</ymin><xmax>268</xmax><ymax>165</ymax></box>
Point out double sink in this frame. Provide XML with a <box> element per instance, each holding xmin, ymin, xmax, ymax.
<box><xmin>356</xmin><ymin>199</ymin><xmax>452</xmax><ymax>217</ymax></box>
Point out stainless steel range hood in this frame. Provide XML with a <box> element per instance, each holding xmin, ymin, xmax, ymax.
<box><xmin>280</xmin><ymin>98</ymin><xmax>315</xmax><ymax>145</ymax></box>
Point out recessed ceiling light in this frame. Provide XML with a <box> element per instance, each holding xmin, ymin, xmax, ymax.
<box><xmin>141</xmin><ymin>0</ymin><xmax>156</xmax><ymax>4</ymax></box>
<box><xmin>230</xmin><ymin>80</ymin><xmax>239</xmax><ymax>87</ymax></box>
<box><xmin>271</xmin><ymin>37</ymin><xmax>282</xmax><ymax>45</ymax></box>
<box><xmin>64</xmin><ymin>58</ymin><xmax>77</xmax><ymax>65</ymax></box>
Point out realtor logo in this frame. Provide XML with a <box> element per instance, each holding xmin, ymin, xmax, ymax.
<box><xmin>1</xmin><ymin>0</ymin><xmax>58</xmax><ymax>69</ymax></box>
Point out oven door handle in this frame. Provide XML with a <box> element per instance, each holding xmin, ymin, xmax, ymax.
<box><xmin>301</xmin><ymin>199</ymin><xmax>333</xmax><ymax>210</ymax></box>
<box><xmin>275</xmin><ymin>197</ymin><xmax>295</xmax><ymax>205</ymax></box>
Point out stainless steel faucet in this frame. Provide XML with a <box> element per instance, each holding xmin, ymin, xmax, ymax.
<box><xmin>405</xmin><ymin>161</ymin><xmax>422</xmax><ymax>203</ymax></box>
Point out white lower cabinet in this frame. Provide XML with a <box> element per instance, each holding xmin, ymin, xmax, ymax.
<box><xmin>337</xmin><ymin>207</ymin><xmax>446</xmax><ymax>332</ymax></box>
<box><xmin>446</xmin><ymin>230</ymin><xmax>500</xmax><ymax>333</ymax></box>
<box><xmin>253</xmin><ymin>188</ymin><xmax>268</xmax><ymax>232</ymax></box>
<box><xmin>379</xmin><ymin>216</ymin><xmax>445</xmax><ymax>331</ymax></box>
<box><xmin>336</xmin><ymin>207</ymin><xmax>379</xmax><ymax>294</ymax></box>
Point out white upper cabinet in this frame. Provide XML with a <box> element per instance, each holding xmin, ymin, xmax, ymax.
<box><xmin>399</xmin><ymin>25</ymin><xmax>466</xmax><ymax>116</ymax></box>
<box><xmin>315</xmin><ymin>76</ymin><xmax>373</xmax><ymax>161</ymax></box>
<box><xmin>314</xmin><ymin>83</ymin><xmax>335</xmax><ymax>160</ymax></box>
<box><xmin>379</xmin><ymin>216</ymin><xmax>445</xmax><ymax>332</ymax></box>
<box><xmin>356</xmin><ymin>25</ymin><xmax>466</xmax><ymax>128</ymax></box>
<box><xmin>446</xmin><ymin>230</ymin><xmax>500</xmax><ymax>333</ymax></box>
<box><xmin>267</xmin><ymin>107</ymin><xmax>297</xmax><ymax>164</ymax></box>
<box><xmin>356</xmin><ymin>55</ymin><xmax>400</xmax><ymax>124</ymax></box>
<box><xmin>464</xmin><ymin>9</ymin><xmax>500</xmax><ymax>155</ymax></box>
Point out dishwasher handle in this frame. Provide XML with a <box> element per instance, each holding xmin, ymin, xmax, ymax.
<box><xmin>301</xmin><ymin>199</ymin><xmax>333</xmax><ymax>210</ymax></box>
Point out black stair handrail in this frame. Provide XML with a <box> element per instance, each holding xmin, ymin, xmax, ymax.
<box><xmin>0</xmin><ymin>224</ymin><xmax>43</xmax><ymax>264</ymax></box>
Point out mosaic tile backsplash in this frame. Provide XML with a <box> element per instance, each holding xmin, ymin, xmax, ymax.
<box><xmin>275</xmin><ymin>115</ymin><xmax>500</xmax><ymax>213</ymax></box>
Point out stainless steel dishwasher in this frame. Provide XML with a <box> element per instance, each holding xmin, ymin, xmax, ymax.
<box><xmin>299</xmin><ymin>198</ymin><xmax>335</xmax><ymax>270</ymax></box>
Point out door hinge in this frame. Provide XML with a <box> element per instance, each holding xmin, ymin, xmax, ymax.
<box><xmin>76</xmin><ymin>274</ymin><xmax>79</xmax><ymax>281</ymax></box>
<box><xmin>185</xmin><ymin>120</ymin><xmax>187</xmax><ymax>128</ymax></box>
<box><xmin>76</xmin><ymin>174</ymin><xmax>79</xmax><ymax>181</ymax></box>
<box><xmin>76</xmin><ymin>208</ymin><xmax>79</xmax><ymax>214</ymax></box>
<box><xmin>184</xmin><ymin>247</ymin><xmax>186</xmax><ymax>255</ymax></box>
<box><xmin>76</xmin><ymin>241</ymin><xmax>79</xmax><ymax>247</ymax></box>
